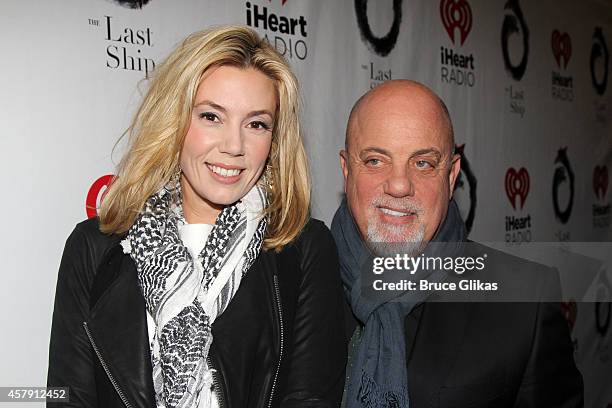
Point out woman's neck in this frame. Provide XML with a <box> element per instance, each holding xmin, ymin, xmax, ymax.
<box><xmin>180</xmin><ymin>176</ymin><xmax>222</xmax><ymax>224</ymax></box>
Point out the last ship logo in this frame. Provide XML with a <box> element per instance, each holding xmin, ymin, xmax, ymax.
<box><xmin>87</xmin><ymin>15</ymin><xmax>156</xmax><ymax>78</ymax></box>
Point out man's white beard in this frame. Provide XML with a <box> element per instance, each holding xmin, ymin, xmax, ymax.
<box><xmin>367</xmin><ymin>220</ymin><xmax>425</xmax><ymax>257</ymax></box>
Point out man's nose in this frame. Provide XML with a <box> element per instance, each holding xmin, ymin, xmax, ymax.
<box><xmin>383</xmin><ymin>165</ymin><xmax>415</xmax><ymax>198</ymax></box>
<box><xmin>219</xmin><ymin>125</ymin><xmax>245</xmax><ymax>156</ymax></box>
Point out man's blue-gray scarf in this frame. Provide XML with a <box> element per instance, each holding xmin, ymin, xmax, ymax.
<box><xmin>331</xmin><ymin>198</ymin><xmax>466</xmax><ymax>408</ymax></box>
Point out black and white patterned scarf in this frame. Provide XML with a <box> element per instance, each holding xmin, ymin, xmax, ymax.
<box><xmin>121</xmin><ymin>180</ymin><xmax>267</xmax><ymax>408</ymax></box>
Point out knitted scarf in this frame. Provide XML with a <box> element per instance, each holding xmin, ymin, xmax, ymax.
<box><xmin>331</xmin><ymin>198</ymin><xmax>466</xmax><ymax>408</ymax></box>
<box><xmin>122</xmin><ymin>180</ymin><xmax>267</xmax><ymax>407</ymax></box>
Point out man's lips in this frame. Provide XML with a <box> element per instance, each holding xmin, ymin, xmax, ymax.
<box><xmin>376</xmin><ymin>206</ymin><xmax>418</xmax><ymax>224</ymax></box>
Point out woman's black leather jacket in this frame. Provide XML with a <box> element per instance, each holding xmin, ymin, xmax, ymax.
<box><xmin>47</xmin><ymin>217</ymin><xmax>347</xmax><ymax>407</ymax></box>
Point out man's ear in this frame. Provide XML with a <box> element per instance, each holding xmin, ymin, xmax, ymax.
<box><xmin>448</xmin><ymin>153</ymin><xmax>461</xmax><ymax>197</ymax></box>
<box><xmin>340</xmin><ymin>150</ymin><xmax>349</xmax><ymax>185</ymax></box>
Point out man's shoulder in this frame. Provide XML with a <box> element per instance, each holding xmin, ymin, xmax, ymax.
<box><xmin>462</xmin><ymin>240</ymin><xmax>561</xmax><ymax>302</ymax></box>
<box><xmin>465</xmin><ymin>240</ymin><xmax>554</xmax><ymax>274</ymax></box>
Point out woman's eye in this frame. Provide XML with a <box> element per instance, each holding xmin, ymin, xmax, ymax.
<box><xmin>249</xmin><ymin>121</ymin><xmax>271</xmax><ymax>131</ymax></box>
<box><xmin>199</xmin><ymin>112</ymin><xmax>219</xmax><ymax>122</ymax></box>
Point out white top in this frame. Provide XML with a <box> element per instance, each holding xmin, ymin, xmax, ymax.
<box><xmin>146</xmin><ymin>223</ymin><xmax>220</xmax><ymax>408</ymax></box>
<box><xmin>179</xmin><ymin>223</ymin><xmax>214</xmax><ymax>262</ymax></box>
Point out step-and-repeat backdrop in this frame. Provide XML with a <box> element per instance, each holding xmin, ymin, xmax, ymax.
<box><xmin>1</xmin><ymin>0</ymin><xmax>611</xmax><ymax>405</ymax></box>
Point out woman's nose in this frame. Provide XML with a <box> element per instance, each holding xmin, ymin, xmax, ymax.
<box><xmin>219</xmin><ymin>126</ymin><xmax>245</xmax><ymax>156</ymax></box>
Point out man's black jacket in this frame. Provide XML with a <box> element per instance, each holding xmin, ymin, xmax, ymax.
<box><xmin>344</xmin><ymin>242</ymin><xmax>584</xmax><ymax>408</ymax></box>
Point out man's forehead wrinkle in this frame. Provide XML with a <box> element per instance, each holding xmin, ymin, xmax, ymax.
<box><xmin>355</xmin><ymin>109</ymin><xmax>445</xmax><ymax>148</ymax></box>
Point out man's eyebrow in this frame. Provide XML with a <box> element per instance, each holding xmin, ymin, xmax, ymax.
<box><xmin>409</xmin><ymin>148</ymin><xmax>442</xmax><ymax>160</ymax></box>
<box><xmin>357</xmin><ymin>147</ymin><xmax>446</xmax><ymax>161</ymax></box>
<box><xmin>359</xmin><ymin>147</ymin><xmax>392</xmax><ymax>156</ymax></box>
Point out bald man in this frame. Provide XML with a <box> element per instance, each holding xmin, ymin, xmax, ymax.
<box><xmin>331</xmin><ymin>80</ymin><xmax>583</xmax><ymax>408</ymax></box>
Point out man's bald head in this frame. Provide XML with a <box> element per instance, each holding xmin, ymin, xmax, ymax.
<box><xmin>339</xmin><ymin>79</ymin><xmax>462</xmax><ymax>248</ymax></box>
<box><xmin>345</xmin><ymin>80</ymin><xmax>454</xmax><ymax>155</ymax></box>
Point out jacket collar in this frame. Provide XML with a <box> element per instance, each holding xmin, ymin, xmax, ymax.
<box><xmin>88</xmin><ymin>244</ymin><xmax>155</xmax><ymax>408</ymax></box>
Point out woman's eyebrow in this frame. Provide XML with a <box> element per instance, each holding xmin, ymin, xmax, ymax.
<box><xmin>247</xmin><ymin>109</ymin><xmax>275</xmax><ymax>118</ymax></box>
<box><xmin>193</xmin><ymin>100</ymin><xmax>226</xmax><ymax>113</ymax></box>
<box><xmin>193</xmin><ymin>101</ymin><xmax>274</xmax><ymax>119</ymax></box>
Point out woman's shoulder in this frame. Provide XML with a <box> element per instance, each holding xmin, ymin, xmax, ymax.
<box><xmin>298</xmin><ymin>218</ymin><xmax>333</xmax><ymax>240</ymax></box>
<box><xmin>294</xmin><ymin>218</ymin><xmax>336</xmax><ymax>250</ymax></box>
<box><xmin>72</xmin><ymin>217</ymin><xmax>122</xmax><ymax>247</ymax></box>
<box><xmin>55</xmin><ymin>218</ymin><xmax>126</xmax><ymax>304</ymax></box>
<box><xmin>73</xmin><ymin>216</ymin><xmax>102</xmax><ymax>236</ymax></box>
<box><xmin>288</xmin><ymin>217</ymin><xmax>338</xmax><ymax>272</ymax></box>
<box><xmin>64</xmin><ymin>217</ymin><xmax>124</xmax><ymax>270</ymax></box>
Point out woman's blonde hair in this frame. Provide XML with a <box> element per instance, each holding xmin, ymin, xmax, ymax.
<box><xmin>99</xmin><ymin>26</ymin><xmax>310</xmax><ymax>251</ymax></box>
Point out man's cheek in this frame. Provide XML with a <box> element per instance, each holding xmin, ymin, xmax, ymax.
<box><xmin>354</xmin><ymin>186</ymin><xmax>375</xmax><ymax>216</ymax></box>
<box><xmin>356</xmin><ymin>175</ymin><xmax>383</xmax><ymax>194</ymax></box>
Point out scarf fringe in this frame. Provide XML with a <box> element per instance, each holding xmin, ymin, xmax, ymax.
<box><xmin>358</xmin><ymin>372</ymin><xmax>409</xmax><ymax>408</ymax></box>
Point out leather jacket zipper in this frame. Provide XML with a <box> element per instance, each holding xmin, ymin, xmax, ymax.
<box><xmin>206</xmin><ymin>354</ymin><xmax>227</xmax><ymax>408</ymax></box>
<box><xmin>268</xmin><ymin>274</ymin><xmax>284</xmax><ymax>408</ymax></box>
<box><xmin>83</xmin><ymin>322</ymin><xmax>133</xmax><ymax>408</ymax></box>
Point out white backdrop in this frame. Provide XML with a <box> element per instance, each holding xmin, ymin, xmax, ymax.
<box><xmin>1</xmin><ymin>0</ymin><xmax>611</xmax><ymax>406</ymax></box>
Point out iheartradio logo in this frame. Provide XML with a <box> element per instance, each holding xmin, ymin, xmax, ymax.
<box><xmin>593</xmin><ymin>165</ymin><xmax>609</xmax><ymax>200</ymax></box>
<box><xmin>440</xmin><ymin>0</ymin><xmax>472</xmax><ymax>46</ymax></box>
<box><xmin>86</xmin><ymin>174</ymin><xmax>115</xmax><ymax>218</ymax></box>
<box><xmin>560</xmin><ymin>300</ymin><xmax>577</xmax><ymax>332</ymax></box>
<box><xmin>505</xmin><ymin>167</ymin><xmax>529</xmax><ymax>210</ymax></box>
<box><xmin>551</xmin><ymin>30</ymin><xmax>572</xmax><ymax>69</ymax></box>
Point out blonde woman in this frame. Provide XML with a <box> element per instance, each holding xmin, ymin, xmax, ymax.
<box><xmin>48</xmin><ymin>26</ymin><xmax>347</xmax><ymax>408</ymax></box>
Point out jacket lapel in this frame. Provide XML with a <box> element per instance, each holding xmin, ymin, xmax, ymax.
<box><xmin>404</xmin><ymin>301</ymin><xmax>424</xmax><ymax>365</ymax></box>
<box><xmin>87</xmin><ymin>244</ymin><xmax>156</xmax><ymax>408</ymax></box>
<box><xmin>405</xmin><ymin>301</ymin><xmax>474</xmax><ymax>406</ymax></box>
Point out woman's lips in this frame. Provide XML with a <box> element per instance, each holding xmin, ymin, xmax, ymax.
<box><xmin>206</xmin><ymin>163</ymin><xmax>244</xmax><ymax>184</ymax></box>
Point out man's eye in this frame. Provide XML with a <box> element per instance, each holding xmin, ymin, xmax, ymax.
<box><xmin>199</xmin><ymin>112</ymin><xmax>219</xmax><ymax>122</ymax></box>
<box><xmin>249</xmin><ymin>121</ymin><xmax>271</xmax><ymax>131</ymax></box>
<box><xmin>365</xmin><ymin>158</ymin><xmax>381</xmax><ymax>166</ymax></box>
<box><xmin>415</xmin><ymin>160</ymin><xmax>433</xmax><ymax>169</ymax></box>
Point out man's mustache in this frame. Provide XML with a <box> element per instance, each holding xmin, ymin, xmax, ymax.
<box><xmin>371</xmin><ymin>197</ymin><xmax>423</xmax><ymax>214</ymax></box>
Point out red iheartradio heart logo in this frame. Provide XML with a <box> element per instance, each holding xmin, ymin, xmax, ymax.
<box><xmin>551</xmin><ymin>30</ymin><xmax>572</xmax><ymax>69</ymax></box>
<box><xmin>505</xmin><ymin>167</ymin><xmax>529</xmax><ymax>210</ymax></box>
<box><xmin>86</xmin><ymin>174</ymin><xmax>115</xmax><ymax>218</ymax></box>
<box><xmin>440</xmin><ymin>0</ymin><xmax>473</xmax><ymax>46</ymax></box>
<box><xmin>593</xmin><ymin>165</ymin><xmax>609</xmax><ymax>200</ymax></box>
<box><xmin>560</xmin><ymin>300</ymin><xmax>577</xmax><ymax>332</ymax></box>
